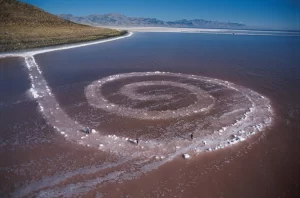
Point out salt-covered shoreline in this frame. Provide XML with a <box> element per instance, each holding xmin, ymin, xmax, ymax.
<box><xmin>0</xmin><ymin>32</ymin><xmax>133</xmax><ymax>59</ymax></box>
<box><xmin>100</xmin><ymin>26</ymin><xmax>300</xmax><ymax>36</ymax></box>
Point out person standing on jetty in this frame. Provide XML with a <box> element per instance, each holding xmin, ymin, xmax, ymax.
<box><xmin>190</xmin><ymin>133</ymin><xmax>194</xmax><ymax>140</ymax></box>
<box><xmin>85</xmin><ymin>127</ymin><xmax>90</xmax><ymax>134</ymax></box>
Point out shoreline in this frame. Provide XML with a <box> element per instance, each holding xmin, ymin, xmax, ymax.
<box><xmin>0</xmin><ymin>27</ymin><xmax>128</xmax><ymax>53</ymax></box>
<box><xmin>0</xmin><ymin>32</ymin><xmax>133</xmax><ymax>58</ymax></box>
<box><xmin>1</xmin><ymin>26</ymin><xmax>298</xmax><ymax>58</ymax></box>
<box><xmin>0</xmin><ymin>0</ymin><xmax>129</xmax><ymax>53</ymax></box>
<box><xmin>100</xmin><ymin>26</ymin><xmax>300</xmax><ymax>36</ymax></box>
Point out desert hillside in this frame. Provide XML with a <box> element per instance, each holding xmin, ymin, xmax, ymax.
<box><xmin>0</xmin><ymin>0</ymin><xmax>126</xmax><ymax>52</ymax></box>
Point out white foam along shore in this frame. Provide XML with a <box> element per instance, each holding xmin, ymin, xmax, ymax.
<box><xmin>0</xmin><ymin>32</ymin><xmax>133</xmax><ymax>59</ymax></box>
<box><xmin>100</xmin><ymin>26</ymin><xmax>300</xmax><ymax>36</ymax></box>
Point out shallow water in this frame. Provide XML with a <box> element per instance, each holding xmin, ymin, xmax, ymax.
<box><xmin>0</xmin><ymin>33</ymin><xmax>299</xmax><ymax>197</ymax></box>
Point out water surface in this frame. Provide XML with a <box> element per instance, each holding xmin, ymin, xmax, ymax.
<box><xmin>0</xmin><ymin>33</ymin><xmax>299</xmax><ymax>197</ymax></box>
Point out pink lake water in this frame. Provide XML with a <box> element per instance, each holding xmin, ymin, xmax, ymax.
<box><xmin>0</xmin><ymin>33</ymin><xmax>299</xmax><ymax>197</ymax></box>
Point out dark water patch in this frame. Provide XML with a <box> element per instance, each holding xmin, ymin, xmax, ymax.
<box><xmin>0</xmin><ymin>57</ymin><xmax>30</xmax><ymax>102</ymax></box>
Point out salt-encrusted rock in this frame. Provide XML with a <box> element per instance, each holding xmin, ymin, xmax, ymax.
<box><xmin>128</xmin><ymin>139</ymin><xmax>137</xmax><ymax>144</ymax></box>
<box><xmin>182</xmin><ymin>154</ymin><xmax>190</xmax><ymax>159</ymax></box>
<box><xmin>239</xmin><ymin>136</ymin><xmax>246</xmax><ymax>141</ymax></box>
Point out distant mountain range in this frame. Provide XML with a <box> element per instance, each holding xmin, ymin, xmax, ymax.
<box><xmin>58</xmin><ymin>13</ymin><xmax>246</xmax><ymax>29</ymax></box>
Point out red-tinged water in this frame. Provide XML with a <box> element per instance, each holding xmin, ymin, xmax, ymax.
<box><xmin>0</xmin><ymin>33</ymin><xmax>299</xmax><ymax>197</ymax></box>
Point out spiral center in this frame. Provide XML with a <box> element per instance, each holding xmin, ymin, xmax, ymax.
<box><xmin>86</xmin><ymin>76</ymin><xmax>215</xmax><ymax>120</ymax></box>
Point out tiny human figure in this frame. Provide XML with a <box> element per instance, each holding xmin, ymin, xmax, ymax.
<box><xmin>190</xmin><ymin>133</ymin><xmax>194</xmax><ymax>140</ymax></box>
<box><xmin>85</xmin><ymin>127</ymin><xmax>90</xmax><ymax>134</ymax></box>
<box><xmin>136</xmin><ymin>138</ymin><xmax>139</xmax><ymax>145</ymax></box>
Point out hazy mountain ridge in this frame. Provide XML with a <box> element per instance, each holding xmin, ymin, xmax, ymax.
<box><xmin>58</xmin><ymin>13</ymin><xmax>246</xmax><ymax>29</ymax></box>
